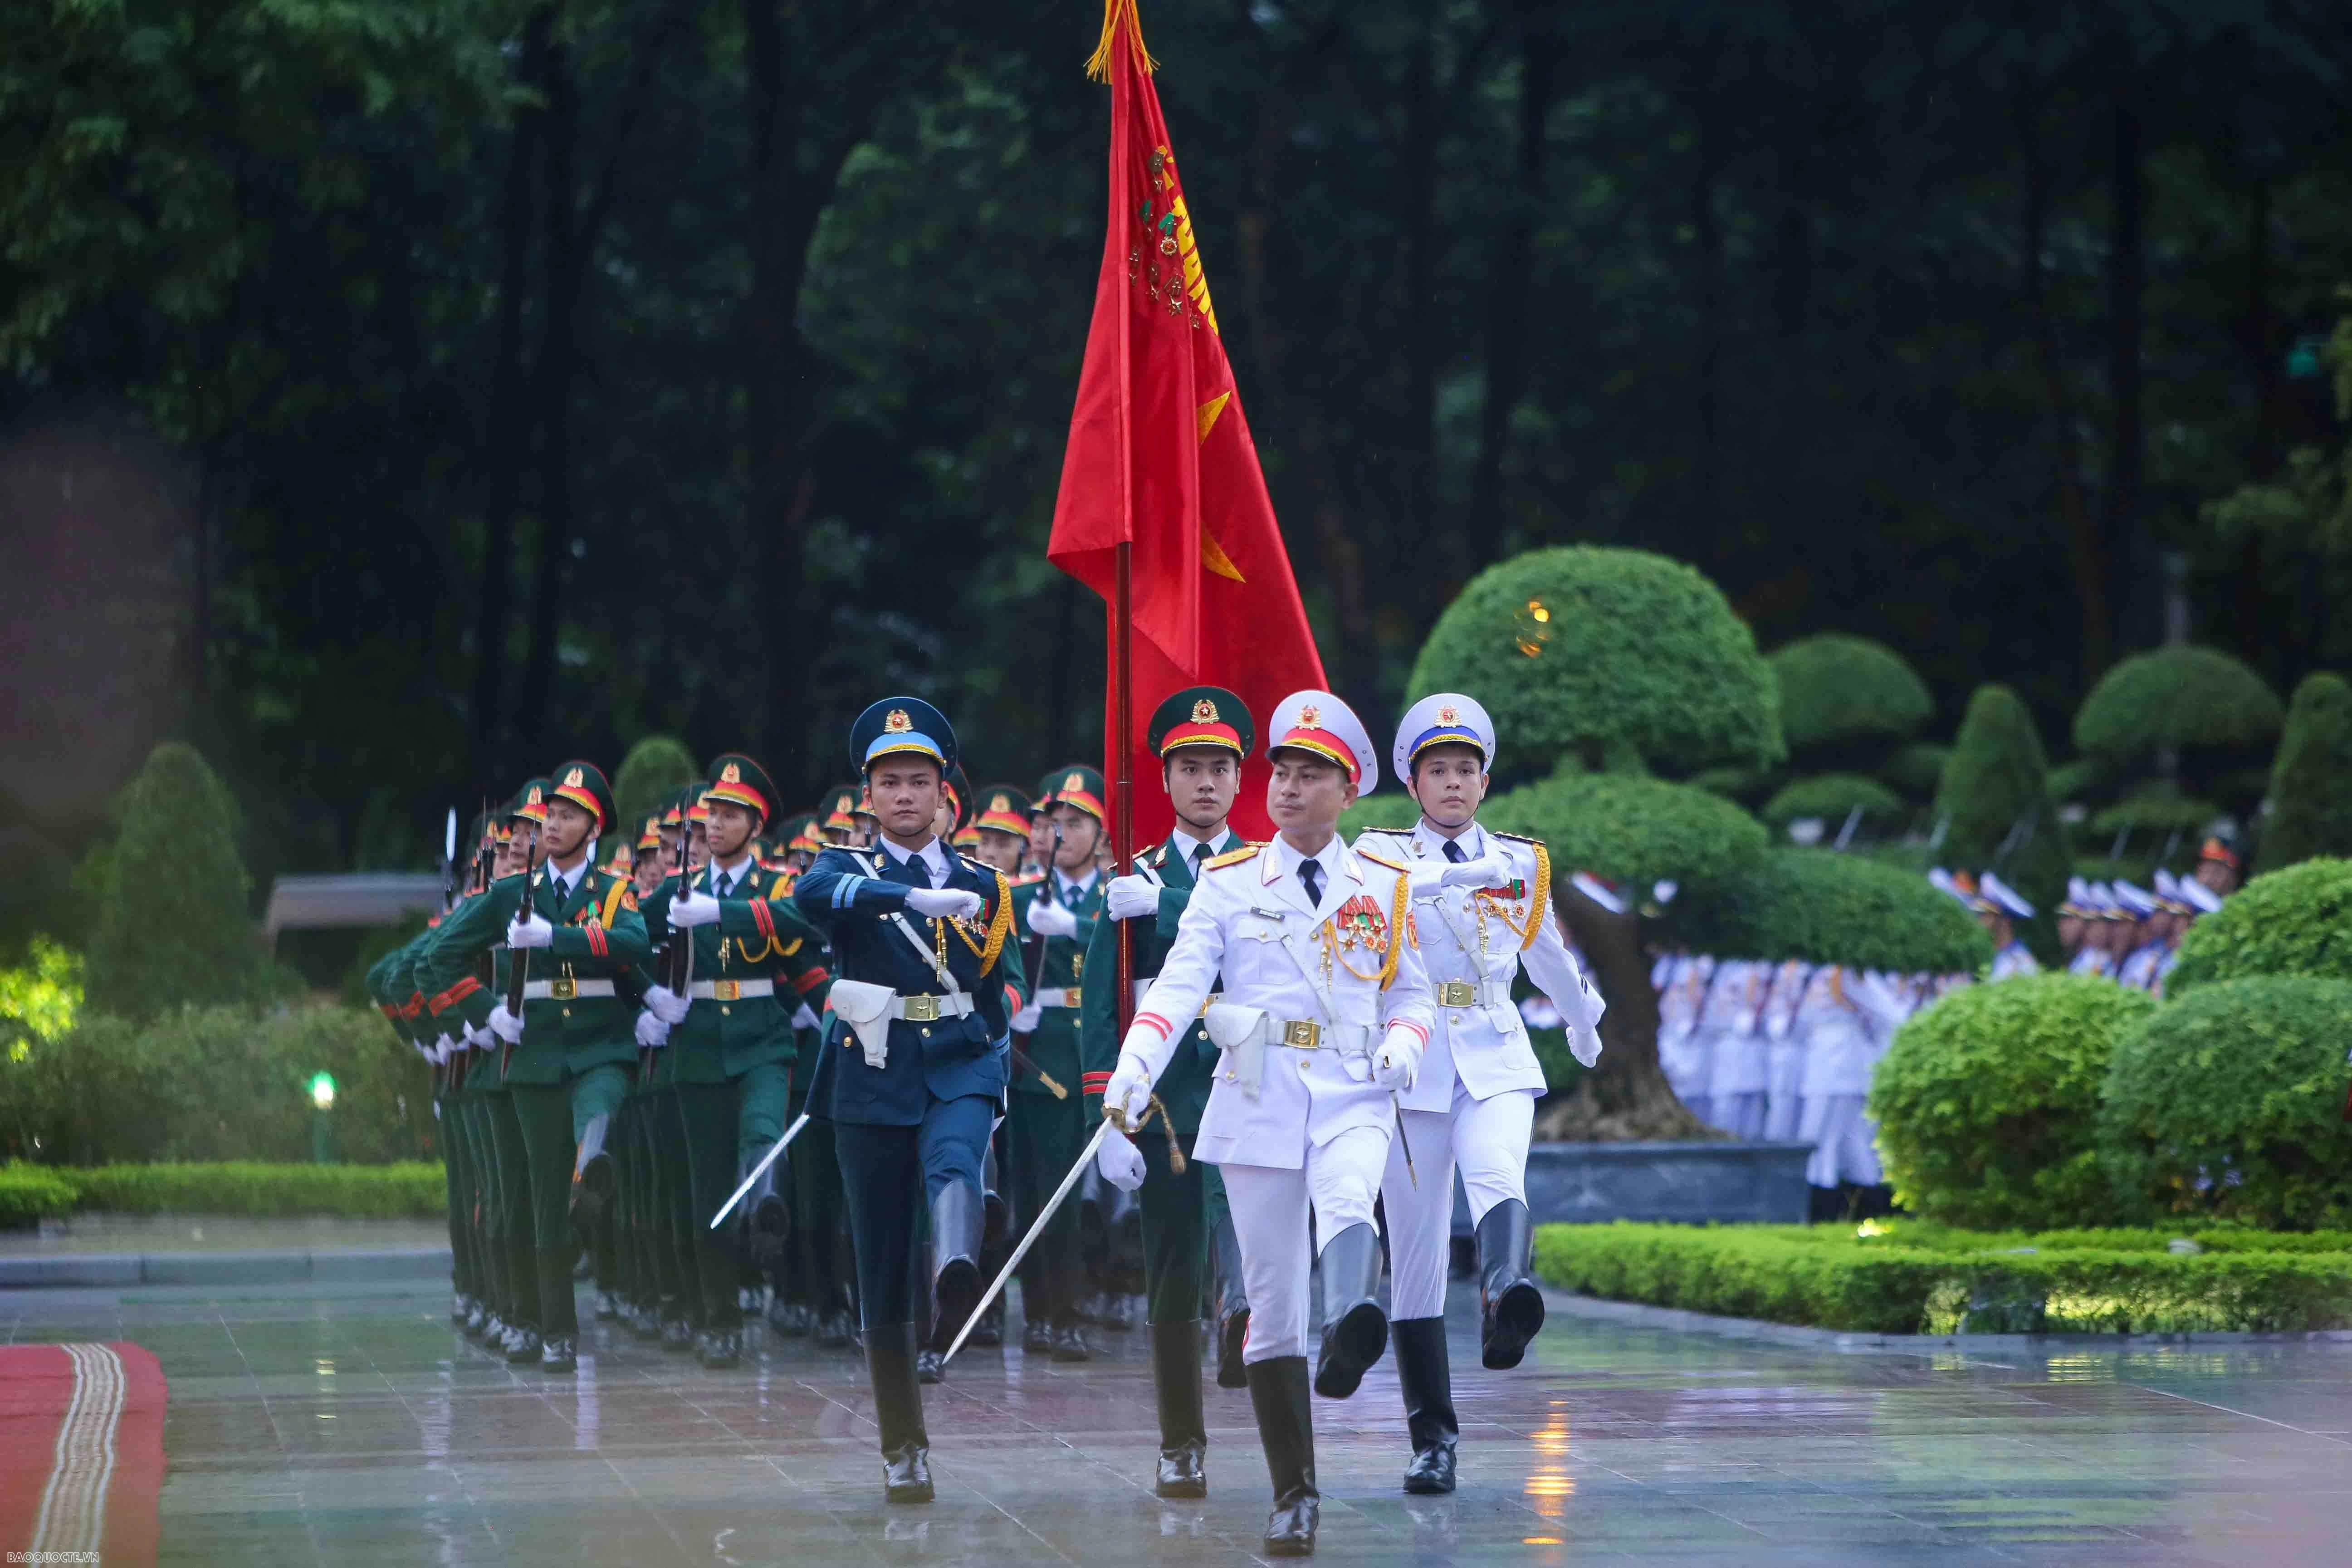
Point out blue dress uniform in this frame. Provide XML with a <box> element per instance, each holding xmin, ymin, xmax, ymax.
<box><xmin>794</xmin><ymin>697</ymin><xmax>1017</xmax><ymax>1505</ymax></box>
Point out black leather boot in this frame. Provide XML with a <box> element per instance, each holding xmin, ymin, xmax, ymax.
<box><xmin>1475</xmin><ymin>1199</ymin><xmax>1545</xmax><ymax>1371</ymax></box>
<box><xmin>571</xmin><ymin>1113</ymin><xmax>615</xmax><ymax>1236</ymax></box>
<box><xmin>740</xmin><ymin>1153</ymin><xmax>792</xmax><ymax>1271</ymax></box>
<box><xmin>1391</xmin><ymin>1317</ymin><xmax>1458</xmax><ymax>1493</ymax></box>
<box><xmin>867</xmin><ymin>1322</ymin><xmax>934</xmax><ymax>1504</ymax></box>
<box><xmin>1152</xmin><ymin>1319</ymin><xmax>1208</xmax><ymax>1499</ymax></box>
<box><xmin>1246</xmin><ymin>1355</ymin><xmax>1318</xmax><ymax>1556</ymax></box>
<box><xmin>1311</xmin><ymin>1222</ymin><xmax>1387</xmax><ymax>1399</ymax></box>
<box><xmin>929</xmin><ymin>1181</ymin><xmax>984</xmax><ymax>1345</ymax></box>
<box><xmin>1212</xmin><ymin>1210</ymin><xmax>1251</xmax><ymax>1389</ymax></box>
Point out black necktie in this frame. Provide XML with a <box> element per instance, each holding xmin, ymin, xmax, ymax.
<box><xmin>1299</xmin><ymin>859</ymin><xmax>1324</xmax><ymax>908</ymax></box>
<box><xmin>1442</xmin><ymin>839</ymin><xmax>1467</xmax><ymax>864</ymax></box>
<box><xmin>1191</xmin><ymin>841</ymin><xmax>1209</xmax><ymax>877</ymax></box>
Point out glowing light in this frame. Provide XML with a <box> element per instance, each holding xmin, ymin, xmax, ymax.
<box><xmin>1856</xmin><ymin>1219</ymin><xmax>1887</xmax><ymax>1238</ymax></box>
<box><xmin>309</xmin><ymin>1071</ymin><xmax>337</xmax><ymax>1111</ymax></box>
<box><xmin>1514</xmin><ymin>598</ymin><xmax>1557</xmax><ymax>658</ymax></box>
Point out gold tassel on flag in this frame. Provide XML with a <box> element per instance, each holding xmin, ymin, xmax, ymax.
<box><xmin>1086</xmin><ymin>0</ymin><xmax>1158</xmax><ymax>80</ymax></box>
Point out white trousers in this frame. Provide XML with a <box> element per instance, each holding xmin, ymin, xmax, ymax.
<box><xmin>1382</xmin><ymin>1084</ymin><xmax>1536</xmax><ymax>1321</ymax></box>
<box><xmin>1712</xmin><ymin>1090</ymin><xmax>1766</xmax><ymax>1142</ymax></box>
<box><xmin>1219</xmin><ymin>1124</ymin><xmax>1389</xmax><ymax>1364</ymax></box>
<box><xmin>1762</xmin><ymin>1042</ymin><xmax>1806</xmax><ymax>1141</ymax></box>
<box><xmin>1799</xmin><ymin>1094</ymin><xmax>1883</xmax><ymax>1187</ymax></box>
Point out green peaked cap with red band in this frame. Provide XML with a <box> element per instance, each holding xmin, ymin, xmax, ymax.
<box><xmin>702</xmin><ymin>752</ymin><xmax>777</xmax><ymax>826</ymax></box>
<box><xmin>1148</xmin><ymin>685</ymin><xmax>1253</xmax><ymax>759</ymax></box>
<box><xmin>546</xmin><ymin>760</ymin><xmax>617</xmax><ymax>836</ymax></box>
<box><xmin>1044</xmin><ymin>764</ymin><xmax>1108</xmax><ymax>824</ymax></box>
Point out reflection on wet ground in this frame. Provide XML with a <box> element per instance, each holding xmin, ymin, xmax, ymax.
<box><xmin>8</xmin><ymin>1282</ymin><xmax>2350</xmax><ymax>1565</ymax></box>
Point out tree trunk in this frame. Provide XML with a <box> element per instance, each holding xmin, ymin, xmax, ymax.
<box><xmin>468</xmin><ymin>3</ymin><xmax>553</xmax><ymax>749</ymax></box>
<box><xmin>2098</xmin><ymin>76</ymin><xmax>2144</xmax><ymax>675</ymax></box>
<box><xmin>1534</xmin><ymin>882</ymin><xmax>1714</xmax><ymax>1142</ymax></box>
<box><xmin>1463</xmin><ymin>9</ymin><xmax>1560</xmax><ymax>570</ymax></box>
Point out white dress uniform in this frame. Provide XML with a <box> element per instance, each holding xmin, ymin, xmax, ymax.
<box><xmin>1698</xmin><ymin>958</ymin><xmax>1770</xmax><ymax>1138</ymax></box>
<box><xmin>1758</xmin><ymin>958</ymin><xmax>1812</xmax><ymax>1141</ymax></box>
<box><xmin>1655</xmin><ymin>953</ymin><xmax>1716</xmax><ymax>1117</ymax></box>
<box><xmin>1103</xmin><ymin>690</ymin><xmax>1434</xmax><ymax>1555</ymax></box>
<box><xmin>1793</xmin><ymin>964</ymin><xmax>1893</xmax><ymax>1187</ymax></box>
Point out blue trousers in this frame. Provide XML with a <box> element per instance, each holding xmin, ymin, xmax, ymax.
<box><xmin>834</xmin><ymin>1093</ymin><xmax>993</xmax><ymax>1328</ymax></box>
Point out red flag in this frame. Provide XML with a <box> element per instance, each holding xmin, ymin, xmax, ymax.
<box><xmin>1047</xmin><ymin>0</ymin><xmax>1327</xmax><ymax>848</ymax></box>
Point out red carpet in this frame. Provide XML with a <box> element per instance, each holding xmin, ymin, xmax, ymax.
<box><xmin>0</xmin><ymin>1343</ymin><xmax>167</xmax><ymax>1563</ymax></box>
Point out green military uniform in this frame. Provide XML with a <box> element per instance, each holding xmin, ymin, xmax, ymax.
<box><xmin>608</xmin><ymin>810</ymin><xmax>669</xmax><ymax>1340</ymax></box>
<box><xmin>1079</xmin><ymin>685</ymin><xmax>1257</xmax><ymax>1497</ymax></box>
<box><xmin>632</xmin><ymin>790</ymin><xmax>701</xmax><ymax>1348</ymax></box>
<box><xmin>639</xmin><ymin>752</ymin><xmax>831</xmax><ymax>1367</ymax></box>
<box><xmin>371</xmin><ymin>935</ymin><xmax>479</xmax><ymax>1323</ymax></box>
<box><xmin>1007</xmin><ymin>764</ymin><xmax>1107</xmax><ymax>1358</ymax></box>
<box><xmin>421</xmin><ymin>763</ymin><xmax>647</xmax><ymax>1370</ymax></box>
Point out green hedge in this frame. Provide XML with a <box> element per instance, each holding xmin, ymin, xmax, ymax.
<box><xmin>0</xmin><ymin>1162</ymin><xmax>80</xmax><ymax>1225</ymax></box>
<box><xmin>1535</xmin><ymin>1222</ymin><xmax>2352</xmax><ymax>1334</ymax></box>
<box><xmin>1</xmin><ymin>1002</ymin><xmax>439</xmax><ymax>1165</ymax></box>
<box><xmin>66</xmin><ymin>1162</ymin><xmax>447</xmax><ymax>1217</ymax></box>
<box><xmin>2099</xmin><ymin>976</ymin><xmax>2352</xmax><ymax>1230</ymax></box>
<box><xmin>2166</xmin><ymin>858</ymin><xmax>2352</xmax><ymax>996</ymax></box>
<box><xmin>1869</xmin><ymin>974</ymin><xmax>2157</xmax><ymax>1229</ymax></box>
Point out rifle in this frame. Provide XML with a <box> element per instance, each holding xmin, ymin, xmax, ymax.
<box><xmin>434</xmin><ymin>809</ymin><xmax>456</xmax><ymax>1094</ymax></box>
<box><xmin>649</xmin><ymin>837</ymin><xmax>697</xmax><ymax>1085</ymax></box>
<box><xmin>455</xmin><ymin>797</ymin><xmax>493</xmax><ymax>1092</ymax></box>
<box><xmin>501</xmin><ymin>821</ymin><xmax>544</xmax><ymax>1080</ymax></box>
<box><xmin>1013</xmin><ymin>821</ymin><xmax>1065</xmax><ymax>1092</ymax></box>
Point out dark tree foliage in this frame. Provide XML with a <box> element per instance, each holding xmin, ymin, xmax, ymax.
<box><xmin>613</xmin><ymin>736</ymin><xmax>700</xmax><ymax>839</ymax></box>
<box><xmin>2257</xmin><ymin>674</ymin><xmax>2352</xmax><ymax>873</ymax></box>
<box><xmin>1673</xmin><ymin>848</ymin><xmax>1991</xmax><ymax>976</ymax></box>
<box><xmin>1768</xmin><ymin>635</ymin><xmax>1932</xmax><ymax>756</ymax></box>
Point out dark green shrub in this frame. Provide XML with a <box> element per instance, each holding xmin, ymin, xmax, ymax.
<box><xmin>1932</xmin><ymin>685</ymin><xmax>2068</xmax><ymax>955</ymax></box>
<box><xmin>2074</xmin><ymin>646</ymin><xmax>2286</xmax><ymax>756</ymax></box>
<box><xmin>1407</xmin><ymin>547</ymin><xmax>1783</xmax><ymax>782</ymax></box>
<box><xmin>1481</xmin><ymin>769</ymin><xmax>1768</xmax><ymax>892</ymax></box>
<box><xmin>1535</xmin><ymin>1221</ymin><xmax>2352</xmax><ymax>1334</ymax></box>
<box><xmin>83</xmin><ymin>743</ymin><xmax>270</xmax><ymax>1022</ymax></box>
<box><xmin>1</xmin><ymin>1004</ymin><xmax>438</xmax><ymax>1166</ymax></box>
<box><xmin>1759</xmin><ymin>773</ymin><xmax>1904</xmax><ymax>830</ymax></box>
<box><xmin>2100</xmin><ymin>977</ymin><xmax>2352</xmax><ymax>1230</ymax></box>
<box><xmin>1767</xmin><ymin>634</ymin><xmax>1932</xmax><ymax>753</ymax></box>
<box><xmin>2166</xmin><ymin>859</ymin><xmax>2352</xmax><ymax>996</ymax></box>
<box><xmin>1687</xmin><ymin>765</ymin><xmax>1770</xmax><ymax>801</ymax></box>
<box><xmin>1868</xmin><ymin>975</ymin><xmax>2156</xmax><ymax>1229</ymax></box>
<box><xmin>613</xmin><ymin>735</ymin><xmax>701</xmax><ymax>840</ymax></box>
<box><xmin>1674</xmin><ymin>848</ymin><xmax>1993</xmax><ymax>975</ymax></box>
<box><xmin>2258</xmin><ymin>673</ymin><xmax>2352</xmax><ymax>874</ymax></box>
<box><xmin>67</xmin><ymin>1161</ymin><xmax>446</xmax><ymax>1216</ymax></box>
<box><xmin>0</xmin><ymin>1161</ymin><xmax>79</xmax><ymax>1226</ymax></box>
<box><xmin>1882</xmin><ymin>743</ymin><xmax>1950</xmax><ymax>800</ymax></box>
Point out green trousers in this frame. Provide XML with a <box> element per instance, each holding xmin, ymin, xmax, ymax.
<box><xmin>436</xmin><ymin>1083</ymin><xmax>472</xmax><ymax>1301</ymax></box>
<box><xmin>1009</xmin><ymin>1089</ymin><xmax>1087</xmax><ymax>1329</ymax></box>
<box><xmin>1140</xmin><ymin>1131</ymin><xmax>1216</xmax><ymax>1325</ymax></box>
<box><xmin>482</xmin><ymin>1088</ymin><xmax>535</xmax><ymax>1331</ymax></box>
<box><xmin>509</xmin><ymin>1065</ymin><xmax>629</xmax><ymax>1340</ymax></box>
<box><xmin>646</xmin><ymin>1084</ymin><xmax>695</xmax><ymax>1324</ymax></box>
<box><xmin>675</xmin><ymin>1061</ymin><xmax>792</xmax><ymax>1327</ymax></box>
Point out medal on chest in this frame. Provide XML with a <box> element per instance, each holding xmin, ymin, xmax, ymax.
<box><xmin>1319</xmin><ymin>893</ymin><xmax>1391</xmax><ymax>983</ymax></box>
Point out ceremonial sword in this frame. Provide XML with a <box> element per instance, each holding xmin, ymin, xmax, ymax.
<box><xmin>942</xmin><ymin>1119</ymin><xmax>1113</xmax><ymax>1366</ymax></box>
<box><xmin>709</xmin><ymin>1111</ymin><xmax>812</xmax><ymax>1228</ymax></box>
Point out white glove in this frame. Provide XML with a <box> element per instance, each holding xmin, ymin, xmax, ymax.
<box><xmin>1097</xmin><ymin>1131</ymin><xmax>1147</xmax><ymax>1192</ymax></box>
<box><xmin>463</xmin><ymin>1022</ymin><xmax>490</xmax><ymax>1051</ymax></box>
<box><xmin>1025</xmin><ymin>897</ymin><xmax>1077</xmax><ymax>938</ymax></box>
<box><xmin>1104</xmin><ymin>874</ymin><xmax>1159</xmax><ymax>922</ymax></box>
<box><xmin>668</xmin><ymin>890</ymin><xmax>721</xmax><ymax>928</ymax></box>
<box><xmin>1441</xmin><ymin>850</ymin><xmax>1515</xmax><ymax>890</ymax></box>
<box><xmin>507</xmin><ymin>911</ymin><xmax>553</xmax><ymax>949</ymax></box>
<box><xmin>487</xmin><ymin>1004</ymin><xmax>524</xmax><ymax>1045</ymax></box>
<box><xmin>1011</xmin><ymin>999</ymin><xmax>1043</xmax><ymax>1034</ymax></box>
<box><xmin>645</xmin><ymin>984</ymin><xmax>691</xmax><ymax>1025</ymax></box>
<box><xmin>635</xmin><ymin>1009</ymin><xmax>670</xmax><ymax>1048</ymax></box>
<box><xmin>1373</xmin><ymin>1022</ymin><xmax>1423</xmax><ymax>1092</ymax></box>
<box><xmin>434</xmin><ymin>1032</ymin><xmax>456</xmax><ymax>1065</ymax></box>
<box><xmin>1101</xmin><ymin>1052</ymin><xmax>1154</xmax><ymax>1126</ymax></box>
<box><xmin>906</xmin><ymin>886</ymin><xmax>984</xmax><ymax>920</ymax></box>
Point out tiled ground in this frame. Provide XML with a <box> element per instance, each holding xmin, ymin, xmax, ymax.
<box><xmin>6</xmin><ymin>1281</ymin><xmax>2352</xmax><ymax>1565</ymax></box>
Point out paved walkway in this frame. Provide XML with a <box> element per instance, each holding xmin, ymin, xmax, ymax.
<box><xmin>5</xmin><ymin>1283</ymin><xmax>2350</xmax><ymax>1565</ymax></box>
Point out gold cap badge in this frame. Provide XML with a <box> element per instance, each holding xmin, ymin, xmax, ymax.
<box><xmin>527</xmin><ymin>785</ymin><xmax>543</xmax><ymax>805</ymax></box>
<box><xmin>1299</xmin><ymin>704</ymin><xmax>1320</xmax><ymax>727</ymax></box>
<box><xmin>721</xmin><ymin>762</ymin><xmax>741</xmax><ymax>783</ymax></box>
<box><xmin>1438</xmin><ymin>704</ymin><xmax>1458</xmax><ymax>725</ymax></box>
<box><xmin>563</xmin><ymin>767</ymin><xmax>584</xmax><ymax>788</ymax></box>
<box><xmin>884</xmin><ymin>709</ymin><xmax>912</xmax><ymax>733</ymax></box>
<box><xmin>991</xmin><ymin>793</ymin><xmax>1010</xmax><ymax>811</ymax></box>
<box><xmin>1192</xmin><ymin>697</ymin><xmax>1219</xmax><ymax>723</ymax></box>
<box><xmin>1063</xmin><ymin>771</ymin><xmax>1085</xmax><ymax>791</ymax></box>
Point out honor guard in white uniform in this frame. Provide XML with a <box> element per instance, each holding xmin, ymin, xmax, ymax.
<box><xmin>2068</xmin><ymin>884</ymin><xmax>2122</xmax><ymax>977</ymax></box>
<box><xmin>1655</xmin><ymin>953</ymin><xmax>1716</xmax><ymax>1116</ymax></box>
<box><xmin>1101</xmin><ymin>690</ymin><xmax>1434</xmax><ymax>1558</ymax></box>
<box><xmin>1757</xmin><ymin>957</ymin><xmax>1811</xmax><ymax>1141</ymax></box>
<box><xmin>1696</xmin><ymin>958</ymin><xmax>1770</xmax><ymax>1138</ymax></box>
<box><xmin>1353</xmin><ymin>695</ymin><xmax>1604</xmax><ymax>1496</ymax></box>
<box><xmin>1976</xmin><ymin>872</ymin><xmax>2040</xmax><ymax>980</ymax></box>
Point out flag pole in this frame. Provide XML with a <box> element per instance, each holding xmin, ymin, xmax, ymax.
<box><xmin>1109</xmin><ymin>8</ymin><xmax>1137</xmax><ymax>1041</ymax></box>
<box><xmin>1115</xmin><ymin>541</ymin><xmax>1135</xmax><ymax>1039</ymax></box>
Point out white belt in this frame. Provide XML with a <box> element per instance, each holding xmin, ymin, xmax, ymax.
<box><xmin>1035</xmin><ymin>987</ymin><xmax>1081</xmax><ymax>1009</ymax></box>
<box><xmin>1201</xmin><ymin>1004</ymin><xmax>1373</xmax><ymax>1100</ymax></box>
<box><xmin>1433</xmin><ymin>977</ymin><xmax>1512</xmax><ymax>1010</ymax></box>
<box><xmin>689</xmin><ymin>978</ymin><xmax>775</xmax><ymax>1000</ymax></box>
<box><xmin>521</xmin><ymin>977</ymin><xmax>616</xmax><ymax>1001</ymax></box>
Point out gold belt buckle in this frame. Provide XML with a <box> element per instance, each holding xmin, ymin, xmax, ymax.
<box><xmin>1281</xmin><ymin>1019</ymin><xmax>1320</xmax><ymax>1049</ymax></box>
<box><xmin>1063</xmin><ymin>986</ymin><xmax>1081</xmax><ymax>1010</ymax></box>
<box><xmin>1437</xmin><ymin>980</ymin><xmax>1478</xmax><ymax>1008</ymax></box>
<box><xmin>550</xmin><ymin>977</ymin><xmax>578</xmax><ymax>1002</ymax></box>
<box><xmin>711</xmin><ymin>980</ymin><xmax>740</xmax><ymax>1002</ymax></box>
<box><xmin>903</xmin><ymin>995</ymin><xmax>941</xmax><ymax>1023</ymax></box>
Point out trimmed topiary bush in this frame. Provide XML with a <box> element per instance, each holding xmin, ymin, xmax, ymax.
<box><xmin>2089</xmin><ymin>788</ymin><xmax>2220</xmax><ymax>836</ymax></box>
<box><xmin>613</xmin><ymin>735</ymin><xmax>701</xmax><ymax>840</ymax></box>
<box><xmin>1868</xmin><ymin>974</ymin><xmax>2156</xmax><ymax>1230</ymax></box>
<box><xmin>2073</xmin><ymin>645</ymin><xmax>2285</xmax><ymax>756</ymax></box>
<box><xmin>83</xmin><ymin>743</ymin><xmax>270</xmax><ymax>1022</ymax></box>
<box><xmin>1932</xmin><ymin>684</ymin><xmax>2068</xmax><ymax>955</ymax></box>
<box><xmin>2165</xmin><ymin>858</ymin><xmax>2352</xmax><ymax>996</ymax></box>
<box><xmin>1674</xmin><ymin>848</ymin><xmax>1993</xmax><ymax>976</ymax></box>
<box><xmin>1407</xmin><ymin>547</ymin><xmax>1783</xmax><ymax>782</ymax></box>
<box><xmin>1481</xmin><ymin>769</ymin><xmax>1768</xmax><ymax>894</ymax></box>
<box><xmin>2258</xmin><ymin>673</ymin><xmax>2352</xmax><ymax>874</ymax></box>
<box><xmin>2099</xmin><ymin>977</ymin><xmax>2352</xmax><ymax>1230</ymax></box>
<box><xmin>1767</xmin><ymin>634</ymin><xmax>1932</xmax><ymax>753</ymax></box>
<box><xmin>1759</xmin><ymin>773</ymin><xmax>1905</xmax><ymax>830</ymax></box>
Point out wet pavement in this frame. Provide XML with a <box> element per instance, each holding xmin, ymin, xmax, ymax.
<box><xmin>5</xmin><ymin>1281</ymin><xmax>2352</xmax><ymax>1565</ymax></box>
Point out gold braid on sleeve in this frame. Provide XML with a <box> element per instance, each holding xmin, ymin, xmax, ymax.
<box><xmin>978</xmin><ymin>869</ymin><xmax>1014</xmax><ymax>975</ymax></box>
<box><xmin>1523</xmin><ymin>840</ymin><xmax>1551</xmax><ymax>951</ymax></box>
<box><xmin>1378</xmin><ymin>865</ymin><xmax>1412</xmax><ymax>990</ymax></box>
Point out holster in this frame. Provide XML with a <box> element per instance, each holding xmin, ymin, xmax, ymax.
<box><xmin>828</xmin><ymin>979</ymin><xmax>895</xmax><ymax>1068</ymax></box>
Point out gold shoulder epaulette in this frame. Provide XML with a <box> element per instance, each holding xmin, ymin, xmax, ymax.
<box><xmin>1355</xmin><ymin>845</ymin><xmax>1409</xmax><ymax>872</ymax></box>
<box><xmin>1491</xmin><ymin>830</ymin><xmax>1543</xmax><ymax>847</ymax></box>
<box><xmin>1203</xmin><ymin>843</ymin><xmax>1263</xmax><ymax>871</ymax></box>
<box><xmin>1010</xmin><ymin>870</ymin><xmax>1046</xmax><ymax>887</ymax></box>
